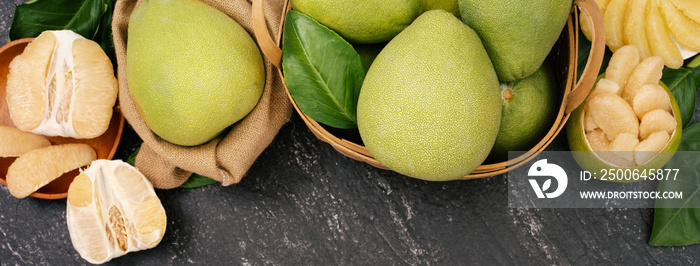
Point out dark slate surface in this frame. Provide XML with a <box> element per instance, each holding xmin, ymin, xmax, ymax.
<box><xmin>1</xmin><ymin>1</ymin><xmax>700</xmax><ymax>265</ymax></box>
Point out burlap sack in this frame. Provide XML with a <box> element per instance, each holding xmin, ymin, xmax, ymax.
<box><xmin>112</xmin><ymin>0</ymin><xmax>291</xmax><ymax>188</ymax></box>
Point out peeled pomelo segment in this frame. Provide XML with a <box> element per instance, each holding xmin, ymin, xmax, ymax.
<box><xmin>71</xmin><ymin>38</ymin><xmax>118</xmax><ymax>138</ymax></box>
<box><xmin>660</xmin><ymin>0</ymin><xmax>700</xmax><ymax>53</ymax></box>
<box><xmin>0</xmin><ymin>126</ymin><xmax>51</xmax><ymax>157</ymax></box>
<box><xmin>586</xmin><ymin>129</ymin><xmax>610</xmax><ymax>151</ymax></box>
<box><xmin>609</xmin><ymin>132</ymin><xmax>639</xmax><ymax>162</ymax></box>
<box><xmin>632</xmin><ymin>84</ymin><xmax>672</xmax><ymax>119</ymax></box>
<box><xmin>588</xmin><ymin>93</ymin><xmax>639</xmax><ymax>142</ymax></box>
<box><xmin>5</xmin><ymin>30</ymin><xmax>117</xmax><ymax>139</ymax></box>
<box><xmin>622</xmin><ymin>56</ymin><xmax>665</xmax><ymax>103</ymax></box>
<box><xmin>670</xmin><ymin>0</ymin><xmax>700</xmax><ymax>24</ymax></box>
<box><xmin>67</xmin><ymin>160</ymin><xmax>166</xmax><ymax>264</ymax></box>
<box><xmin>131</xmin><ymin>197</ymin><xmax>167</xmax><ymax>246</ymax></box>
<box><xmin>585</xmin><ymin>112</ymin><xmax>599</xmax><ymax>132</ymax></box>
<box><xmin>66</xmin><ymin>172</ymin><xmax>111</xmax><ymax>263</ymax></box>
<box><xmin>587</xmin><ymin>130</ymin><xmax>636</xmax><ymax>166</ymax></box>
<box><xmin>647</xmin><ymin>0</ymin><xmax>685</xmax><ymax>69</ymax></box>
<box><xmin>6</xmin><ymin>143</ymin><xmax>96</xmax><ymax>198</ymax></box>
<box><xmin>639</xmin><ymin>109</ymin><xmax>677</xmax><ymax>140</ymax></box>
<box><xmin>5</xmin><ymin>31</ymin><xmax>55</xmax><ymax>132</ymax></box>
<box><xmin>623</xmin><ymin>0</ymin><xmax>653</xmax><ymax>59</ymax></box>
<box><xmin>581</xmin><ymin>0</ymin><xmax>612</xmax><ymax>41</ymax></box>
<box><xmin>604</xmin><ymin>45</ymin><xmax>639</xmax><ymax>88</ymax></box>
<box><xmin>67</xmin><ymin>172</ymin><xmax>94</xmax><ymax>207</ymax></box>
<box><xmin>604</xmin><ymin>0</ymin><xmax>629</xmax><ymax>52</ymax></box>
<box><xmin>591</xmin><ymin>78</ymin><xmax>623</xmax><ymax>97</ymax></box>
<box><xmin>635</xmin><ymin>130</ymin><xmax>670</xmax><ymax>165</ymax></box>
<box><xmin>585</xmin><ymin>79</ymin><xmax>622</xmax><ymax>113</ymax></box>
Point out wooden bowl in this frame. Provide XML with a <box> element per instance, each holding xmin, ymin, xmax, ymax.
<box><xmin>0</xmin><ymin>38</ymin><xmax>124</xmax><ymax>199</ymax></box>
<box><xmin>251</xmin><ymin>0</ymin><xmax>606</xmax><ymax>180</ymax></box>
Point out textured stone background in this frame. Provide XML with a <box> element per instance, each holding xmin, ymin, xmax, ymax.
<box><xmin>1</xmin><ymin>0</ymin><xmax>700</xmax><ymax>264</ymax></box>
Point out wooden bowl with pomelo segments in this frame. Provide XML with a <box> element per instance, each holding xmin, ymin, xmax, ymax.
<box><xmin>251</xmin><ymin>0</ymin><xmax>606</xmax><ymax>180</ymax></box>
<box><xmin>0</xmin><ymin>38</ymin><xmax>124</xmax><ymax>200</ymax></box>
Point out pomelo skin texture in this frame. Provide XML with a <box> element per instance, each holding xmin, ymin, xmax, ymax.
<box><xmin>127</xmin><ymin>0</ymin><xmax>265</xmax><ymax>146</ymax></box>
<box><xmin>488</xmin><ymin>63</ymin><xmax>558</xmax><ymax>162</ymax></box>
<box><xmin>357</xmin><ymin>10</ymin><xmax>501</xmax><ymax>181</ymax></box>
<box><xmin>459</xmin><ymin>0</ymin><xmax>572</xmax><ymax>81</ymax></box>
<box><xmin>567</xmin><ymin>79</ymin><xmax>682</xmax><ymax>183</ymax></box>
<box><xmin>290</xmin><ymin>0</ymin><xmax>422</xmax><ymax>44</ymax></box>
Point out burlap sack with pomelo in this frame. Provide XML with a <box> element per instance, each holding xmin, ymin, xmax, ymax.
<box><xmin>112</xmin><ymin>0</ymin><xmax>291</xmax><ymax>188</ymax></box>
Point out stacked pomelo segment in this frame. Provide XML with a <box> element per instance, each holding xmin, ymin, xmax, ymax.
<box><xmin>0</xmin><ymin>126</ymin><xmax>50</xmax><ymax>157</ymax></box>
<box><xmin>6</xmin><ymin>143</ymin><xmax>96</xmax><ymax>198</ymax></box>
<box><xmin>6</xmin><ymin>30</ymin><xmax>118</xmax><ymax>138</ymax></box>
<box><xmin>67</xmin><ymin>160</ymin><xmax>167</xmax><ymax>264</ymax></box>
<box><xmin>581</xmin><ymin>45</ymin><xmax>680</xmax><ymax>167</ymax></box>
<box><xmin>0</xmin><ymin>126</ymin><xmax>97</xmax><ymax>198</ymax></box>
<box><xmin>581</xmin><ymin>0</ymin><xmax>700</xmax><ymax>68</ymax></box>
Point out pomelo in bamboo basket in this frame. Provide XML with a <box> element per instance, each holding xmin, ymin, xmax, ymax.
<box><xmin>357</xmin><ymin>10</ymin><xmax>501</xmax><ymax>181</ymax></box>
<box><xmin>567</xmin><ymin>46</ymin><xmax>682</xmax><ymax>183</ymax></box>
<box><xmin>127</xmin><ymin>0</ymin><xmax>265</xmax><ymax>146</ymax></box>
<box><xmin>289</xmin><ymin>0</ymin><xmax>422</xmax><ymax>44</ymax></box>
<box><xmin>249</xmin><ymin>0</ymin><xmax>606</xmax><ymax>179</ymax></box>
<box><xmin>488</xmin><ymin>63</ymin><xmax>558</xmax><ymax>162</ymax></box>
<box><xmin>458</xmin><ymin>0</ymin><xmax>573</xmax><ymax>81</ymax></box>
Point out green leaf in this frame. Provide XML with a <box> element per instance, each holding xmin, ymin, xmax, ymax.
<box><xmin>678</xmin><ymin>123</ymin><xmax>700</xmax><ymax>152</ymax></box>
<box><xmin>93</xmin><ymin>0</ymin><xmax>115</xmax><ymax>64</ymax></box>
<box><xmin>282</xmin><ymin>10</ymin><xmax>365</xmax><ymax>129</ymax></box>
<box><xmin>180</xmin><ymin>174</ymin><xmax>218</xmax><ymax>189</ymax></box>
<box><xmin>10</xmin><ymin>0</ymin><xmax>109</xmax><ymax>41</ymax></box>
<box><xmin>649</xmin><ymin>124</ymin><xmax>700</xmax><ymax>246</ymax></box>
<box><xmin>661</xmin><ymin>66</ymin><xmax>700</xmax><ymax>128</ymax></box>
<box><xmin>126</xmin><ymin>147</ymin><xmax>139</xmax><ymax>166</ymax></box>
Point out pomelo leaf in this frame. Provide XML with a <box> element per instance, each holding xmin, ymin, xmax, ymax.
<box><xmin>650</xmin><ymin>123</ymin><xmax>700</xmax><ymax>246</ymax></box>
<box><xmin>661</xmin><ymin>65</ymin><xmax>700</xmax><ymax>129</ymax></box>
<box><xmin>9</xmin><ymin>0</ymin><xmax>109</xmax><ymax>41</ymax></box>
<box><xmin>9</xmin><ymin>0</ymin><xmax>115</xmax><ymax>69</ymax></box>
<box><xmin>93</xmin><ymin>0</ymin><xmax>115</xmax><ymax>64</ymax></box>
<box><xmin>282</xmin><ymin>10</ymin><xmax>365</xmax><ymax>129</ymax></box>
<box><xmin>180</xmin><ymin>174</ymin><xmax>218</xmax><ymax>189</ymax></box>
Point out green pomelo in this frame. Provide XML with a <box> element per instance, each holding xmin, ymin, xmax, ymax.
<box><xmin>423</xmin><ymin>0</ymin><xmax>460</xmax><ymax>17</ymax></box>
<box><xmin>357</xmin><ymin>10</ymin><xmax>501</xmax><ymax>181</ymax></box>
<box><xmin>127</xmin><ymin>0</ymin><xmax>265</xmax><ymax>146</ymax></box>
<box><xmin>489</xmin><ymin>63</ymin><xmax>558</xmax><ymax>162</ymax></box>
<box><xmin>458</xmin><ymin>0</ymin><xmax>572</xmax><ymax>81</ymax></box>
<box><xmin>290</xmin><ymin>0</ymin><xmax>422</xmax><ymax>44</ymax></box>
<box><xmin>567</xmin><ymin>79</ymin><xmax>682</xmax><ymax>183</ymax></box>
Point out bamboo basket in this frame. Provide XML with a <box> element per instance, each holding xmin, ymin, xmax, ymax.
<box><xmin>251</xmin><ymin>0</ymin><xmax>606</xmax><ymax>179</ymax></box>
